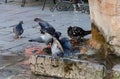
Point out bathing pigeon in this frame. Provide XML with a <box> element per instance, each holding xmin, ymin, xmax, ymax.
<box><xmin>50</xmin><ymin>37</ymin><xmax>79</xmax><ymax>57</ymax></box>
<box><xmin>13</xmin><ymin>21</ymin><xmax>24</xmax><ymax>39</ymax></box>
<box><xmin>60</xmin><ymin>37</ymin><xmax>80</xmax><ymax>57</ymax></box>
<box><xmin>67</xmin><ymin>26</ymin><xmax>91</xmax><ymax>39</ymax></box>
<box><xmin>50</xmin><ymin>37</ymin><xmax>64</xmax><ymax>58</ymax></box>
<box><xmin>34</xmin><ymin>18</ymin><xmax>56</xmax><ymax>35</ymax></box>
<box><xmin>60</xmin><ymin>37</ymin><xmax>72</xmax><ymax>50</ymax></box>
<box><xmin>59</xmin><ymin>37</ymin><xmax>73</xmax><ymax>56</ymax></box>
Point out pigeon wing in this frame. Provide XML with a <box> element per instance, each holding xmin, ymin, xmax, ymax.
<box><xmin>53</xmin><ymin>37</ymin><xmax>64</xmax><ymax>53</ymax></box>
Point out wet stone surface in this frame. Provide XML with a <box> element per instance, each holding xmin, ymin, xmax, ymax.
<box><xmin>0</xmin><ymin>55</ymin><xmax>23</xmax><ymax>79</ymax></box>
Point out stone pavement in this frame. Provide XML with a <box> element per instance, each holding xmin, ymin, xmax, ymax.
<box><xmin>0</xmin><ymin>1</ymin><xmax>91</xmax><ymax>79</ymax></box>
<box><xmin>0</xmin><ymin>1</ymin><xmax>91</xmax><ymax>53</ymax></box>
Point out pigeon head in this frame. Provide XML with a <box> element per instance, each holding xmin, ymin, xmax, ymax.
<box><xmin>67</xmin><ymin>26</ymin><xmax>73</xmax><ymax>33</ymax></box>
<box><xmin>40</xmin><ymin>29</ymin><xmax>45</xmax><ymax>34</ymax></box>
<box><xmin>67</xmin><ymin>26</ymin><xmax>73</xmax><ymax>38</ymax></box>
<box><xmin>68</xmin><ymin>26</ymin><xmax>72</xmax><ymax>30</ymax></box>
<box><xmin>47</xmin><ymin>38</ymin><xmax>54</xmax><ymax>45</ymax></box>
<box><xmin>34</xmin><ymin>18</ymin><xmax>42</xmax><ymax>22</ymax></box>
<box><xmin>19</xmin><ymin>21</ymin><xmax>23</xmax><ymax>24</ymax></box>
<box><xmin>53</xmin><ymin>31</ymin><xmax>62</xmax><ymax>40</ymax></box>
<box><xmin>56</xmin><ymin>31</ymin><xmax>61</xmax><ymax>37</ymax></box>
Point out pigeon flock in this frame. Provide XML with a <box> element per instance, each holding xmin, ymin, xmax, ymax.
<box><xmin>13</xmin><ymin>18</ymin><xmax>91</xmax><ymax>58</ymax></box>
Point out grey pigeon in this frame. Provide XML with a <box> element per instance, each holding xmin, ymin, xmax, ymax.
<box><xmin>34</xmin><ymin>18</ymin><xmax>62</xmax><ymax>40</ymax></box>
<box><xmin>34</xmin><ymin>18</ymin><xmax>55</xmax><ymax>36</ymax></box>
<box><xmin>60</xmin><ymin>37</ymin><xmax>80</xmax><ymax>57</ymax></box>
<box><xmin>28</xmin><ymin>31</ymin><xmax>53</xmax><ymax>45</ymax></box>
<box><xmin>13</xmin><ymin>21</ymin><xmax>24</xmax><ymax>39</ymax></box>
<box><xmin>59</xmin><ymin>37</ymin><xmax>73</xmax><ymax>56</ymax></box>
<box><xmin>50</xmin><ymin>37</ymin><xmax>79</xmax><ymax>58</ymax></box>
<box><xmin>28</xmin><ymin>29</ymin><xmax>61</xmax><ymax>45</ymax></box>
<box><xmin>60</xmin><ymin>37</ymin><xmax>72</xmax><ymax>50</ymax></box>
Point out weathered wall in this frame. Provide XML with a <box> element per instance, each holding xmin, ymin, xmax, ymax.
<box><xmin>89</xmin><ymin>0</ymin><xmax>120</xmax><ymax>55</ymax></box>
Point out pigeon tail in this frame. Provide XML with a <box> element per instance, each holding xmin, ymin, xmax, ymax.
<box><xmin>28</xmin><ymin>39</ymin><xmax>44</xmax><ymax>43</ymax></box>
<box><xmin>83</xmin><ymin>30</ymin><xmax>91</xmax><ymax>36</ymax></box>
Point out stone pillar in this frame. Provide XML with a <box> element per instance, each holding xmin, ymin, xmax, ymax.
<box><xmin>88</xmin><ymin>0</ymin><xmax>120</xmax><ymax>56</ymax></box>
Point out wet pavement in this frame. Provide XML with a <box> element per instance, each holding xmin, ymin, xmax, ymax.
<box><xmin>0</xmin><ymin>1</ymin><xmax>90</xmax><ymax>79</ymax></box>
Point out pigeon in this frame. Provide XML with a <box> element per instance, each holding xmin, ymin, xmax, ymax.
<box><xmin>28</xmin><ymin>30</ymin><xmax>61</xmax><ymax>45</ymax></box>
<box><xmin>50</xmin><ymin>37</ymin><xmax>64</xmax><ymax>58</ymax></box>
<box><xmin>34</xmin><ymin>18</ymin><xmax>56</xmax><ymax>36</ymax></box>
<box><xmin>34</xmin><ymin>18</ymin><xmax>62</xmax><ymax>39</ymax></box>
<box><xmin>59</xmin><ymin>37</ymin><xmax>73</xmax><ymax>56</ymax></box>
<box><xmin>50</xmin><ymin>37</ymin><xmax>79</xmax><ymax>57</ymax></box>
<box><xmin>60</xmin><ymin>37</ymin><xmax>72</xmax><ymax>51</ymax></box>
<box><xmin>28</xmin><ymin>31</ymin><xmax>53</xmax><ymax>45</ymax></box>
<box><xmin>59</xmin><ymin>37</ymin><xmax>80</xmax><ymax>57</ymax></box>
<box><xmin>29</xmin><ymin>31</ymin><xmax>64</xmax><ymax>58</ymax></box>
<box><xmin>67</xmin><ymin>26</ymin><xmax>91</xmax><ymax>39</ymax></box>
<box><xmin>13</xmin><ymin>21</ymin><xmax>24</xmax><ymax>39</ymax></box>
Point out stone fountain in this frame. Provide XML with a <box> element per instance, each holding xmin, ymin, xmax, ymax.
<box><xmin>29</xmin><ymin>0</ymin><xmax>120</xmax><ymax>79</ymax></box>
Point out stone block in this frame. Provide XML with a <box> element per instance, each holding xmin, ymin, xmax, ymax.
<box><xmin>112</xmin><ymin>64</ymin><xmax>120</xmax><ymax>79</ymax></box>
<box><xmin>30</xmin><ymin>55</ymin><xmax>105</xmax><ymax>79</ymax></box>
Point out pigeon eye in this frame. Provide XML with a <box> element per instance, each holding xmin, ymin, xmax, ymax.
<box><xmin>73</xmin><ymin>33</ymin><xmax>76</xmax><ymax>35</ymax></box>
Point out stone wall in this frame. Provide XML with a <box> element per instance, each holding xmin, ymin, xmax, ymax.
<box><xmin>88</xmin><ymin>0</ymin><xmax>120</xmax><ymax>56</ymax></box>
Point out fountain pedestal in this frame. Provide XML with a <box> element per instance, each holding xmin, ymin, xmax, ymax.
<box><xmin>30</xmin><ymin>55</ymin><xmax>105</xmax><ymax>79</ymax></box>
<box><xmin>89</xmin><ymin>0</ymin><xmax>120</xmax><ymax>56</ymax></box>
